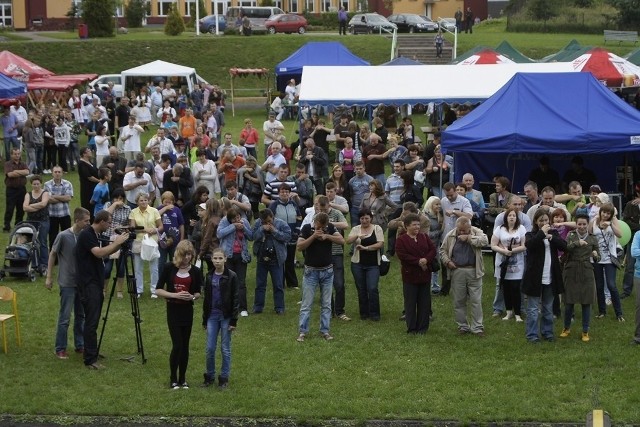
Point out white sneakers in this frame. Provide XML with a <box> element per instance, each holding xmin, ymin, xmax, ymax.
<box><xmin>240</xmin><ymin>311</ymin><xmax>249</xmax><ymax>317</ymax></box>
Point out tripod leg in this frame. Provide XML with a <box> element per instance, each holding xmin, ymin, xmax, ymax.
<box><xmin>125</xmin><ymin>250</ymin><xmax>147</xmax><ymax>364</ymax></box>
<box><xmin>97</xmin><ymin>257</ymin><xmax>121</xmax><ymax>357</ymax></box>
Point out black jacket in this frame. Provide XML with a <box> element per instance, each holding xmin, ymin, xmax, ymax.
<box><xmin>157</xmin><ymin>263</ymin><xmax>203</xmax><ymax>299</ymax></box>
<box><xmin>202</xmin><ymin>267</ymin><xmax>239</xmax><ymax>327</ymax></box>
<box><xmin>521</xmin><ymin>229</ymin><xmax>567</xmax><ymax>297</ymax></box>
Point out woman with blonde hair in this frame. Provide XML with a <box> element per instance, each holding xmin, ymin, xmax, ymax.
<box><xmin>129</xmin><ymin>192</ymin><xmax>162</xmax><ymax>298</ymax></box>
<box><xmin>423</xmin><ymin>196</ymin><xmax>443</xmax><ymax>294</ymax></box>
<box><xmin>199</xmin><ymin>198</ymin><xmax>224</xmax><ymax>274</ymax></box>
<box><xmin>155</xmin><ymin>239</ymin><xmax>202</xmax><ymax>389</ymax></box>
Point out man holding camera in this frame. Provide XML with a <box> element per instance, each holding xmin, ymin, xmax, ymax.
<box><xmin>75</xmin><ymin>210</ymin><xmax>130</xmax><ymax>370</ymax></box>
<box><xmin>296</xmin><ymin>212</ymin><xmax>345</xmax><ymax>342</ymax></box>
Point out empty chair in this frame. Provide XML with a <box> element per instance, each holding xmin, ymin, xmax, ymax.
<box><xmin>0</xmin><ymin>286</ymin><xmax>21</xmax><ymax>353</ymax></box>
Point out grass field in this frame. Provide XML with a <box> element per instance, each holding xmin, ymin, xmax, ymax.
<box><xmin>1</xmin><ymin>25</ymin><xmax>640</xmax><ymax>425</ymax></box>
<box><xmin>0</xmin><ymin>109</ymin><xmax>639</xmax><ymax>425</ymax></box>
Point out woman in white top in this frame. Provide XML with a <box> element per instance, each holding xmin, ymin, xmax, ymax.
<box><xmin>136</xmin><ymin>88</ymin><xmax>153</xmax><ymax>128</ymax></box>
<box><xmin>192</xmin><ymin>148</ymin><xmax>221</xmax><ymax>198</ymax></box>
<box><xmin>589</xmin><ymin>202</ymin><xmax>624</xmax><ymax>321</ymax></box>
<box><xmin>491</xmin><ymin>207</ymin><xmax>527</xmax><ymax>322</ymax></box>
<box><xmin>94</xmin><ymin>126</ymin><xmax>110</xmax><ymax>167</ymax></box>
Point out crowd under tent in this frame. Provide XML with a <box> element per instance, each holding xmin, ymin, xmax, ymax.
<box><xmin>442</xmin><ymin>72</ymin><xmax>640</xmax><ymax>195</ymax></box>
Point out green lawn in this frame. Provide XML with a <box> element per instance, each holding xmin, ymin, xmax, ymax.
<box><xmin>0</xmin><ymin>109</ymin><xmax>639</xmax><ymax>425</ymax></box>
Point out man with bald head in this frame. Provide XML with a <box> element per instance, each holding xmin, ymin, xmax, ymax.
<box><xmin>101</xmin><ymin>146</ymin><xmax>127</xmax><ymax>192</ymax></box>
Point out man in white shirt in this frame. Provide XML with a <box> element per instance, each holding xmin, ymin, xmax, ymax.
<box><xmin>10</xmin><ymin>100</ymin><xmax>28</xmax><ymax>135</ymax></box>
<box><xmin>119</xmin><ymin>116</ymin><xmax>145</xmax><ymax>161</ymax></box>
<box><xmin>123</xmin><ymin>162</ymin><xmax>156</xmax><ymax>208</ymax></box>
<box><xmin>162</xmin><ymin>82</ymin><xmax>177</xmax><ymax>106</ymax></box>
<box><xmin>216</xmin><ymin>132</ymin><xmax>247</xmax><ymax>159</ymax></box>
<box><xmin>526</xmin><ymin>186</ymin><xmax>570</xmax><ymax>221</ymax></box>
<box><xmin>285</xmin><ymin>79</ymin><xmax>297</xmax><ymax>103</ymax></box>
<box><xmin>325</xmin><ymin>182</ymin><xmax>349</xmax><ymax>214</ymax></box>
<box><xmin>150</xmin><ymin>86</ymin><xmax>164</xmax><ymax>125</ymax></box>
<box><xmin>145</xmin><ymin>127</ymin><xmax>175</xmax><ymax>156</ymax></box>
<box><xmin>262</xmin><ymin>111</ymin><xmax>284</xmax><ymax>158</ymax></box>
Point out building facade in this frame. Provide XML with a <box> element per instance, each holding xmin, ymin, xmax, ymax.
<box><xmin>6</xmin><ymin>0</ymin><xmax>359</xmax><ymax>30</ymax></box>
<box><xmin>391</xmin><ymin>0</ymin><xmax>488</xmax><ymax>21</ymax></box>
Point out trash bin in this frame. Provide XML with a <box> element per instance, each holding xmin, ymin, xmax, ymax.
<box><xmin>78</xmin><ymin>24</ymin><xmax>88</xmax><ymax>39</ymax></box>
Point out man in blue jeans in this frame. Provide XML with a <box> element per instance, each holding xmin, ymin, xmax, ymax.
<box><xmin>251</xmin><ymin>208</ymin><xmax>290</xmax><ymax>314</ymax></box>
<box><xmin>45</xmin><ymin>207</ymin><xmax>90</xmax><ymax>359</ymax></box>
<box><xmin>296</xmin><ymin>212</ymin><xmax>344</xmax><ymax>342</ymax></box>
<box><xmin>1</xmin><ymin>107</ymin><xmax>19</xmax><ymax>161</ymax></box>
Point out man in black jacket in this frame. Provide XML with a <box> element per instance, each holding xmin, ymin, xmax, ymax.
<box><xmin>163</xmin><ymin>160</ymin><xmax>193</xmax><ymax>207</ymax></box>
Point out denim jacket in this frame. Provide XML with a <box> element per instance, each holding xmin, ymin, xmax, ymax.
<box><xmin>216</xmin><ymin>217</ymin><xmax>254</xmax><ymax>263</ymax></box>
<box><xmin>251</xmin><ymin>217</ymin><xmax>291</xmax><ymax>265</ymax></box>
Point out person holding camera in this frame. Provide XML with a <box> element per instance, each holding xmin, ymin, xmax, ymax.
<box><xmin>75</xmin><ymin>210</ymin><xmax>130</xmax><ymax>369</ymax></box>
<box><xmin>269</xmin><ymin>184</ymin><xmax>302</xmax><ymax>290</ymax></box>
<box><xmin>251</xmin><ymin>208</ymin><xmax>291</xmax><ymax>315</ymax></box>
<box><xmin>296</xmin><ymin>212</ymin><xmax>345</xmax><ymax>342</ymax></box>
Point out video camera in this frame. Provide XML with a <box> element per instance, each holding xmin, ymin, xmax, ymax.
<box><xmin>115</xmin><ymin>226</ymin><xmax>145</xmax><ymax>240</ymax></box>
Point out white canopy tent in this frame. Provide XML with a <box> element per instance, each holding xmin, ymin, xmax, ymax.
<box><xmin>298</xmin><ymin>63</ymin><xmax>576</xmax><ymax>107</ymax></box>
<box><xmin>120</xmin><ymin>60</ymin><xmax>207</xmax><ymax>94</ymax></box>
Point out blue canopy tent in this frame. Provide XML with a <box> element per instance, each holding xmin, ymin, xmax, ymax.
<box><xmin>442</xmin><ymin>72</ymin><xmax>640</xmax><ymax>193</ymax></box>
<box><xmin>275</xmin><ymin>42</ymin><xmax>369</xmax><ymax>93</ymax></box>
<box><xmin>0</xmin><ymin>73</ymin><xmax>27</xmax><ymax>103</ymax></box>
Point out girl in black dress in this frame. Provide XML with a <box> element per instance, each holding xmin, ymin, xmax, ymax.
<box><xmin>78</xmin><ymin>147</ymin><xmax>99</xmax><ymax>221</ymax></box>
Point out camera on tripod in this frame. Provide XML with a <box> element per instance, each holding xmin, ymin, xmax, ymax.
<box><xmin>115</xmin><ymin>225</ymin><xmax>145</xmax><ymax>240</ymax></box>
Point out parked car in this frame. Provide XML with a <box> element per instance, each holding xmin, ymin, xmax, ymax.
<box><xmin>387</xmin><ymin>14</ymin><xmax>438</xmax><ymax>33</ymax></box>
<box><xmin>348</xmin><ymin>13</ymin><xmax>397</xmax><ymax>35</ymax></box>
<box><xmin>89</xmin><ymin>74</ymin><xmax>123</xmax><ymax>98</ymax></box>
<box><xmin>199</xmin><ymin>14</ymin><xmax>227</xmax><ymax>33</ymax></box>
<box><xmin>420</xmin><ymin>16</ymin><xmax>441</xmax><ymax>32</ymax></box>
<box><xmin>438</xmin><ymin>17</ymin><xmax>457</xmax><ymax>32</ymax></box>
<box><xmin>265</xmin><ymin>14</ymin><xmax>308</xmax><ymax>34</ymax></box>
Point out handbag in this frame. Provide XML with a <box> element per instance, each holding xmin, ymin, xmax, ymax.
<box><xmin>379</xmin><ymin>254</ymin><xmax>391</xmax><ymax>276</ymax></box>
<box><xmin>601</xmin><ymin>231</ymin><xmax>624</xmax><ymax>270</ymax></box>
<box><xmin>430</xmin><ymin>257</ymin><xmax>440</xmax><ymax>273</ymax></box>
<box><xmin>141</xmin><ymin>234</ymin><xmax>160</xmax><ymax>261</ymax></box>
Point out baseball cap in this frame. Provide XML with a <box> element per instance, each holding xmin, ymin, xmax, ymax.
<box><xmin>198</xmin><ymin>203</ymin><xmax>206</xmax><ymax>210</ymax></box>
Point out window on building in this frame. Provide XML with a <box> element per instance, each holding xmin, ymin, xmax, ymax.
<box><xmin>322</xmin><ymin>0</ymin><xmax>331</xmax><ymax>12</ymax></box>
<box><xmin>289</xmin><ymin>0</ymin><xmax>298</xmax><ymax>13</ymax></box>
<box><xmin>305</xmin><ymin>0</ymin><xmax>314</xmax><ymax>13</ymax></box>
<box><xmin>0</xmin><ymin>0</ymin><xmax>12</xmax><ymax>27</ymax></box>
<box><xmin>272</xmin><ymin>0</ymin><xmax>283</xmax><ymax>11</ymax></box>
<box><xmin>184</xmin><ymin>0</ymin><xmax>195</xmax><ymax>16</ymax></box>
<box><xmin>158</xmin><ymin>0</ymin><xmax>174</xmax><ymax>16</ymax></box>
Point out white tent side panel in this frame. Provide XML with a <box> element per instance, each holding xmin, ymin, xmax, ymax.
<box><xmin>298</xmin><ymin>63</ymin><xmax>576</xmax><ymax>106</ymax></box>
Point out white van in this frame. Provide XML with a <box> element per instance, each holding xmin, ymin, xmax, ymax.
<box><xmin>226</xmin><ymin>6</ymin><xmax>284</xmax><ymax>30</ymax></box>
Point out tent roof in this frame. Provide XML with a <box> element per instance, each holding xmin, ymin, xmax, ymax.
<box><xmin>449</xmin><ymin>45</ymin><xmax>493</xmax><ymax>64</ymax></box>
<box><xmin>0</xmin><ymin>50</ymin><xmax>53</xmax><ymax>82</ymax></box>
<box><xmin>495</xmin><ymin>41</ymin><xmax>536</xmax><ymax>63</ymax></box>
<box><xmin>275</xmin><ymin>42</ymin><xmax>369</xmax><ymax>76</ymax></box>
<box><xmin>381</xmin><ymin>57</ymin><xmax>423</xmax><ymax>66</ymax></box>
<box><xmin>298</xmin><ymin>63</ymin><xmax>575</xmax><ymax>107</ymax></box>
<box><xmin>122</xmin><ymin>60</ymin><xmax>196</xmax><ymax>76</ymax></box>
<box><xmin>625</xmin><ymin>47</ymin><xmax>640</xmax><ymax>66</ymax></box>
<box><xmin>0</xmin><ymin>72</ymin><xmax>27</xmax><ymax>100</ymax></box>
<box><xmin>542</xmin><ymin>39</ymin><xmax>591</xmax><ymax>63</ymax></box>
<box><xmin>442</xmin><ymin>72</ymin><xmax>640</xmax><ymax>154</ymax></box>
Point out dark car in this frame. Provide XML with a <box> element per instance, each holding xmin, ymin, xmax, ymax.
<box><xmin>387</xmin><ymin>14</ymin><xmax>438</xmax><ymax>33</ymax></box>
<box><xmin>265</xmin><ymin>13</ymin><xmax>308</xmax><ymax>34</ymax></box>
<box><xmin>348</xmin><ymin>13</ymin><xmax>397</xmax><ymax>35</ymax></box>
<box><xmin>199</xmin><ymin>14</ymin><xmax>227</xmax><ymax>33</ymax></box>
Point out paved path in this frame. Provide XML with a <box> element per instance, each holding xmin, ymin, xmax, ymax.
<box><xmin>13</xmin><ymin>31</ymin><xmax>64</xmax><ymax>42</ymax></box>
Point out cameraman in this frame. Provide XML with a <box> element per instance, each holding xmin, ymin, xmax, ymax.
<box><xmin>251</xmin><ymin>208</ymin><xmax>291</xmax><ymax>315</ymax></box>
<box><xmin>75</xmin><ymin>210</ymin><xmax>130</xmax><ymax>369</ymax></box>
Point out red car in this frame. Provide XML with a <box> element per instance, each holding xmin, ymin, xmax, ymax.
<box><xmin>265</xmin><ymin>14</ymin><xmax>308</xmax><ymax>34</ymax></box>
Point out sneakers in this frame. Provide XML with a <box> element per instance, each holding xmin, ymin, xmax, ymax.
<box><xmin>55</xmin><ymin>350</ymin><xmax>69</xmax><ymax>359</ymax></box>
<box><xmin>296</xmin><ymin>333</ymin><xmax>305</xmax><ymax>342</ymax></box>
<box><xmin>515</xmin><ymin>315</ymin><xmax>523</xmax><ymax>323</ymax></box>
<box><xmin>86</xmin><ymin>362</ymin><xmax>105</xmax><ymax>370</ymax></box>
<box><xmin>492</xmin><ymin>311</ymin><xmax>503</xmax><ymax>318</ymax></box>
<box><xmin>321</xmin><ymin>332</ymin><xmax>334</xmax><ymax>341</ymax></box>
<box><xmin>218</xmin><ymin>376</ymin><xmax>228</xmax><ymax>389</ymax></box>
<box><xmin>151</xmin><ymin>294</ymin><xmax>158</xmax><ymax>299</ymax></box>
<box><xmin>502</xmin><ymin>311</ymin><xmax>514</xmax><ymax>321</ymax></box>
<box><xmin>240</xmin><ymin>310</ymin><xmax>249</xmax><ymax>317</ymax></box>
<box><xmin>596</xmin><ymin>314</ymin><xmax>605</xmax><ymax>319</ymax></box>
<box><xmin>581</xmin><ymin>332</ymin><xmax>590</xmax><ymax>342</ymax></box>
<box><xmin>170</xmin><ymin>382</ymin><xmax>180</xmax><ymax>390</ymax></box>
<box><xmin>337</xmin><ymin>314</ymin><xmax>351</xmax><ymax>321</ymax></box>
<box><xmin>181</xmin><ymin>382</ymin><xmax>189</xmax><ymax>389</ymax></box>
<box><xmin>618</xmin><ymin>316</ymin><xmax>626</xmax><ymax>322</ymax></box>
<box><xmin>560</xmin><ymin>328</ymin><xmax>571</xmax><ymax>338</ymax></box>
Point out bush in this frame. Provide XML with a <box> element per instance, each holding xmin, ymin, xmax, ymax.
<box><xmin>81</xmin><ymin>0</ymin><xmax>116</xmax><ymax>38</ymax></box>
<box><xmin>164</xmin><ymin>3</ymin><xmax>186</xmax><ymax>36</ymax></box>
<box><xmin>125</xmin><ymin>0</ymin><xmax>146</xmax><ymax>28</ymax></box>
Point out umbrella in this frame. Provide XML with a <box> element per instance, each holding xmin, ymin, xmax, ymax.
<box><xmin>572</xmin><ymin>47</ymin><xmax>640</xmax><ymax>88</ymax></box>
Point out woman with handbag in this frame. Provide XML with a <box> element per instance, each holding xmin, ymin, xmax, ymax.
<box><xmin>589</xmin><ymin>202</ymin><xmax>625</xmax><ymax>321</ymax></box>
<box><xmin>396</xmin><ymin>213</ymin><xmax>437</xmax><ymax>334</ymax></box>
<box><xmin>346</xmin><ymin>210</ymin><xmax>385</xmax><ymax>321</ymax></box>
<box><xmin>490</xmin><ymin>207</ymin><xmax>526</xmax><ymax>323</ymax></box>
<box><xmin>129</xmin><ymin>192</ymin><xmax>162</xmax><ymax>298</ymax></box>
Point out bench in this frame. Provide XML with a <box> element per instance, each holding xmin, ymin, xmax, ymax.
<box><xmin>604</xmin><ymin>30</ymin><xmax>638</xmax><ymax>45</ymax></box>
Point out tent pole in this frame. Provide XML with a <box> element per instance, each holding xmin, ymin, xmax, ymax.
<box><xmin>230</xmin><ymin>74</ymin><xmax>235</xmax><ymax>117</ymax></box>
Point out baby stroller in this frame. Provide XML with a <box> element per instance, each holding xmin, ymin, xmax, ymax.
<box><xmin>0</xmin><ymin>222</ymin><xmax>42</xmax><ymax>282</ymax></box>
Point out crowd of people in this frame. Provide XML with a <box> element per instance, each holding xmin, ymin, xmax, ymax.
<box><xmin>4</xmin><ymin>87</ymin><xmax>640</xmax><ymax>389</ymax></box>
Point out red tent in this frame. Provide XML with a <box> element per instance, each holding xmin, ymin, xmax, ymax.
<box><xmin>571</xmin><ymin>47</ymin><xmax>640</xmax><ymax>88</ymax></box>
<box><xmin>456</xmin><ymin>49</ymin><xmax>516</xmax><ymax>65</ymax></box>
<box><xmin>0</xmin><ymin>50</ymin><xmax>53</xmax><ymax>82</ymax></box>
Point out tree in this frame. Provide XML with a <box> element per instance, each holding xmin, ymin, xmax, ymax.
<box><xmin>82</xmin><ymin>0</ymin><xmax>116</xmax><ymax>37</ymax></box>
<box><xmin>607</xmin><ymin>0</ymin><xmax>640</xmax><ymax>28</ymax></box>
<box><xmin>528</xmin><ymin>0</ymin><xmax>557</xmax><ymax>24</ymax></box>
<box><xmin>164</xmin><ymin>3</ymin><xmax>186</xmax><ymax>36</ymax></box>
<box><xmin>125</xmin><ymin>0</ymin><xmax>146</xmax><ymax>28</ymax></box>
<box><xmin>65</xmin><ymin>2</ymin><xmax>80</xmax><ymax>30</ymax></box>
<box><xmin>573</xmin><ymin>0</ymin><xmax>594</xmax><ymax>7</ymax></box>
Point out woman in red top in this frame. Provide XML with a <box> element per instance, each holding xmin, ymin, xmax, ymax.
<box><xmin>155</xmin><ymin>240</ymin><xmax>203</xmax><ymax>389</ymax></box>
<box><xmin>239</xmin><ymin>118</ymin><xmax>259</xmax><ymax>159</ymax></box>
<box><xmin>395</xmin><ymin>213</ymin><xmax>436</xmax><ymax>334</ymax></box>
